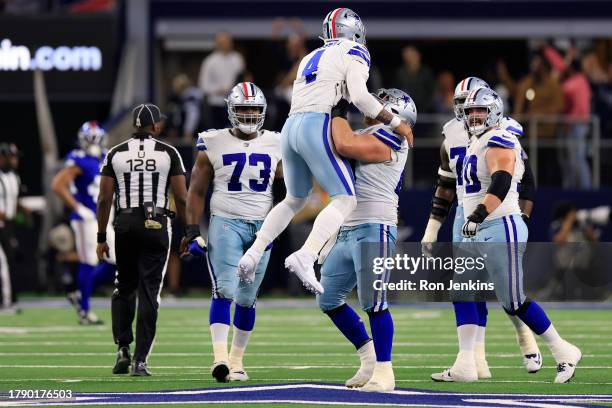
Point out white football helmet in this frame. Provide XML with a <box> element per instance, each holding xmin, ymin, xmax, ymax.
<box><xmin>374</xmin><ymin>88</ymin><xmax>418</xmax><ymax>127</ymax></box>
<box><xmin>462</xmin><ymin>88</ymin><xmax>504</xmax><ymax>137</ymax></box>
<box><xmin>77</xmin><ymin>121</ymin><xmax>106</xmax><ymax>158</ymax></box>
<box><xmin>226</xmin><ymin>82</ymin><xmax>267</xmax><ymax>134</ymax></box>
<box><xmin>453</xmin><ymin>77</ymin><xmax>490</xmax><ymax>120</ymax></box>
<box><xmin>322</xmin><ymin>8</ymin><xmax>366</xmax><ymax>45</ymax></box>
<box><xmin>500</xmin><ymin>116</ymin><xmax>524</xmax><ymax>138</ymax></box>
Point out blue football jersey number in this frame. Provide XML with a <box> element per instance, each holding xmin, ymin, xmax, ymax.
<box><xmin>449</xmin><ymin>146</ymin><xmax>467</xmax><ymax>186</ymax></box>
<box><xmin>222</xmin><ymin>153</ymin><xmax>272</xmax><ymax>192</ymax></box>
<box><xmin>462</xmin><ymin>155</ymin><xmax>481</xmax><ymax>193</ymax></box>
<box><xmin>302</xmin><ymin>49</ymin><xmax>325</xmax><ymax>84</ymax></box>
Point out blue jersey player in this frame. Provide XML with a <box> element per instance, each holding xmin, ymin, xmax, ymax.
<box><xmin>236</xmin><ymin>8</ymin><xmax>413</xmax><ymax>293</ymax></box>
<box><xmin>52</xmin><ymin>121</ymin><xmax>116</xmax><ymax>324</ymax></box>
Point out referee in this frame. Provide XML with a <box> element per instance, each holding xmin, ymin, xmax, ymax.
<box><xmin>96</xmin><ymin>103</ymin><xmax>187</xmax><ymax>376</ymax></box>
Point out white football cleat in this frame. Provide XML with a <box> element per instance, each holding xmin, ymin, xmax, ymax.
<box><xmin>523</xmin><ymin>352</ymin><xmax>543</xmax><ymax>373</ymax></box>
<box><xmin>237</xmin><ymin>249</ymin><xmax>262</xmax><ymax>284</ymax></box>
<box><xmin>229</xmin><ymin>367</ymin><xmax>249</xmax><ymax>381</ymax></box>
<box><xmin>360</xmin><ymin>362</ymin><xmax>395</xmax><ymax>392</ymax></box>
<box><xmin>285</xmin><ymin>250</ymin><xmax>324</xmax><ymax>294</ymax></box>
<box><xmin>551</xmin><ymin>342</ymin><xmax>582</xmax><ymax>383</ymax></box>
<box><xmin>431</xmin><ymin>351</ymin><xmax>478</xmax><ymax>382</ymax></box>
<box><xmin>345</xmin><ymin>341</ymin><xmax>376</xmax><ymax>388</ymax></box>
<box><xmin>474</xmin><ymin>345</ymin><xmax>492</xmax><ymax>379</ymax></box>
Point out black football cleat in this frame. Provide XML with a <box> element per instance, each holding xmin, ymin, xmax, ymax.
<box><xmin>112</xmin><ymin>347</ymin><xmax>131</xmax><ymax>374</ymax></box>
<box><xmin>131</xmin><ymin>361</ymin><xmax>152</xmax><ymax>376</ymax></box>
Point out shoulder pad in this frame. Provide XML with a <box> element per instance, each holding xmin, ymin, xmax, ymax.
<box><xmin>370</xmin><ymin>125</ymin><xmax>403</xmax><ymax>151</ymax></box>
<box><xmin>442</xmin><ymin>118</ymin><xmax>463</xmax><ymax>136</ymax></box>
<box><xmin>345</xmin><ymin>42</ymin><xmax>371</xmax><ymax>67</ymax></box>
<box><xmin>195</xmin><ymin>128</ymin><xmax>222</xmax><ymax>151</ymax></box>
<box><xmin>484</xmin><ymin>128</ymin><xmax>518</xmax><ymax>149</ymax></box>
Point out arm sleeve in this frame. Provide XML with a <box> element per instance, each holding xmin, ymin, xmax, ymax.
<box><xmin>169</xmin><ymin>147</ymin><xmax>187</xmax><ymax>176</ymax></box>
<box><xmin>519</xmin><ymin>157</ymin><xmax>536</xmax><ymax>201</ymax></box>
<box><xmin>346</xmin><ymin>60</ymin><xmax>384</xmax><ymax>119</ymax></box>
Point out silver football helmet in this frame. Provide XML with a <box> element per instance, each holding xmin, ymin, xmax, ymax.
<box><xmin>453</xmin><ymin>77</ymin><xmax>490</xmax><ymax>120</ymax></box>
<box><xmin>374</xmin><ymin>88</ymin><xmax>418</xmax><ymax>127</ymax></box>
<box><xmin>322</xmin><ymin>8</ymin><xmax>366</xmax><ymax>45</ymax></box>
<box><xmin>77</xmin><ymin>120</ymin><xmax>106</xmax><ymax>158</ymax></box>
<box><xmin>500</xmin><ymin>116</ymin><xmax>524</xmax><ymax>138</ymax></box>
<box><xmin>462</xmin><ymin>88</ymin><xmax>504</xmax><ymax>137</ymax></box>
<box><xmin>226</xmin><ymin>82</ymin><xmax>267</xmax><ymax>134</ymax></box>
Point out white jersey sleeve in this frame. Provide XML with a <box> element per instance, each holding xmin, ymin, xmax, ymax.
<box><xmin>461</xmin><ymin>127</ymin><xmax>524</xmax><ymax>221</ymax></box>
<box><xmin>289</xmin><ymin>39</ymin><xmax>382</xmax><ymax>117</ymax></box>
<box><xmin>344</xmin><ymin>124</ymin><xmax>408</xmax><ymax>227</ymax></box>
<box><xmin>441</xmin><ymin>118</ymin><xmax>471</xmax><ymax>205</ymax></box>
<box><xmin>196</xmin><ymin>129</ymin><xmax>282</xmax><ymax>220</ymax></box>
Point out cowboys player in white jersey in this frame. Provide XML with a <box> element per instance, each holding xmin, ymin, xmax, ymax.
<box><xmin>236</xmin><ymin>8</ymin><xmax>413</xmax><ymax>293</ymax></box>
<box><xmin>317</xmin><ymin>88</ymin><xmax>416</xmax><ymax>392</ymax></box>
<box><xmin>422</xmin><ymin>78</ymin><xmax>542</xmax><ymax>381</ymax></box>
<box><xmin>433</xmin><ymin>88</ymin><xmax>581</xmax><ymax>384</ymax></box>
<box><xmin>182</xmin><ymin>82</ymin><xmax>282</xmax><ymax>382</ymax></box>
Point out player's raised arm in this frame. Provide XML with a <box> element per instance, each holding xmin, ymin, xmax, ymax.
<box><xmin>345</xmin><ymin>60</ymin><xmax>413</xmax><ymax>146</ymax></box>
<box><xmin>182</xmin><ymin>149</ymin><xmax>214</xmax><ymax>257</ymax></box>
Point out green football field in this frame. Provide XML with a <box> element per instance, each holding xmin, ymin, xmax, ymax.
<box><xmin>0</xmin><ymin>302</ymin><xmax>611</xmax><ymax>407</ymax></box>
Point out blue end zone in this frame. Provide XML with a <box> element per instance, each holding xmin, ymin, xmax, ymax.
<box><xmin>2</xmin><ymin>383</ymin><xmax>611</xmax><ymax>407</ymax></box>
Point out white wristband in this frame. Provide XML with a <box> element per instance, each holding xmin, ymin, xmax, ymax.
<box><xmin>389</xmin><ymin>115</ymin><xmax>401</xmax><ymax>129</ymax></box>
<box><xmin>421</xmin><ymin>218</ymin><xmax>442</xmax><ymax>243</ymax></box>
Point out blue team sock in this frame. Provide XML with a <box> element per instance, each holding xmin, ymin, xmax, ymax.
<box><xmin>93</xmin><ymin>262</ymin><xmax>117</xmax><ymax>286</ymax></box>
<box><xmin>368</xmin><ymin>309</ymin><xmax>394</xmax><ymax>362</ymax></box>
<box><xmin>476</xmin><ymin>301</ymin><xmax>488</xmax><ymax>327</ymax></box>
<box><xmin>233</xmin><ymin>304</ymin><xmax>256</xmax><ymax>331</ymax></box>
<box><xmin>325</xmin><ymin>304</ymin><xmax>370</xmax><ymax>350</ymax></box>
<box><xmin>209</xmin><ymin>298</ymin><xmax>232</xmax><ymax>325</ymax></box>
<box><xmin>77</xmin><ymin>263</ymin><xmax>96</xmax><ymax>312</ymax></box>
<box><xmin>515</xmin><ymin>301</ymin><xmax>551</xmax><ymax>335</ymax></box>
<box><xmin>453</xmin><ymin>302</ymin><xmax>479</xmax><ymax>326</ymax></box>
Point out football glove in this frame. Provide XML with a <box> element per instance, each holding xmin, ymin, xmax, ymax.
<box><xmin>185</xmin><ymin>224</ymin><xmax>207</xmax><ymax>257</ymax></box>
<box><xmin>461</xmin><ymin>204</ymin><xmax>489</xmax><ymax>238</ymax></box>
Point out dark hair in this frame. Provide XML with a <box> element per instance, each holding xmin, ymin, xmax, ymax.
<box><xmin>569</xmin><ymin>58</ymin><xmax>582</xmax><ymax>73</ymax></box>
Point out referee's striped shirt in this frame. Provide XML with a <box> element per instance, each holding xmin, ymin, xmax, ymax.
<box><xmin>100</xmin><ymin>134</ymin><xmax>186</xmax><ymax>210</ymax></box>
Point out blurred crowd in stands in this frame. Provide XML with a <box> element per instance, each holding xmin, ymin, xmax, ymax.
<box><xmin>163</xmin><ymin>28</ymin><xmax>612</xmax><ymax>190</ymax></box>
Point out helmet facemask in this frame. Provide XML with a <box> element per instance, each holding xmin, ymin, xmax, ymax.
<box><xmin>453</xmin><ymin>95</ymin><xmax>467</xmax><ymax>120</ymax></box>
<box><xmin>464</xmin><ymin>106</ymin><xmax>491</xmax><ymax>137</ymax></box>
<box><xmin>78</xmin><ymin>130</ymin><xmax>106</xmax><ymax>158</ymax></box>
<box><xmin>229</xmin><ymin>104</ymin><xmax>266</xmax><ymax>135</ymax></box>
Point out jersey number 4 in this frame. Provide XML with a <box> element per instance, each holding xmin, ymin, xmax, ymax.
<box><xmin>222</xmin><ymin>153</ymin><xmax>272</xmax><ymax>192</ymax></box>
<box><xmin>302</xmin><ymin>49</ymin><xmax>325</xmax><ymax>84</ymax></box>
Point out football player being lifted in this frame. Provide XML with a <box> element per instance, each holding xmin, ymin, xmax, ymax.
<box><xmin>182</xmin><ymin>82</ymin><xmax>282</xmax><ymax>383</ymax></box>
<box><xmin>236</xmin><ymin>8</ymin><xmax>413</xmax><ymax>294</ymax></box>
<box><xmin>431</xmin><ymin>88</ymin><xmax>581</xmax><ymax>384</ymax></box>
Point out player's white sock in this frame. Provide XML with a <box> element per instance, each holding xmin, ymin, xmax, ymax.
<box><xmin>210</xmin><ymin>323</ymin><xmax>230</xmax><ymax>362</ymax></box>
<box><xmin>475</xmin><ymin>325</ymin><xmax>486</xmax><ymax>344</ymax></box>
<box><xmin>302</xmin><ymin>195</ymin><xmax>356</xmax><ymax>254</ymax></box>
<box><xmin>361</xmin><ymin>361</ymin><xmax>395</xmax><ymax>392</ymax></box>
<box><xmin>229</xmin><ymin>327</ymin><xmax>251</xmax><ymax>369</ymax></box>
<box><xmin>457</xmin><ymin>324</ymin><xmax>478</xmax><ymax>352</ymax></box>
<box><xmin>474</xmin><ymin>343</ymin><xmax>491</xmax><ymax>379</ymax></box>
<box><xmin>508</xmin><ymin>315</ymin><xmax>539</xmax><ymax>355</ymax></box>
<box><xmin>251</xmin><ymin>196</ymin><xmax>307</xmax><ymax>253</ymax></box>
<box><xmin>346</xmin><ymin>341</ymin><xmax>376</xmax><ymax>388</ymax></box>
<box><xmin>539</xmin><ymin>324</ymin><xmax>562</xmax><ymax>346</ymax></box>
